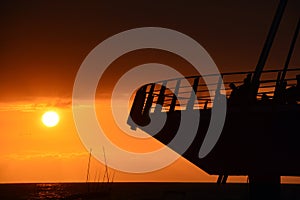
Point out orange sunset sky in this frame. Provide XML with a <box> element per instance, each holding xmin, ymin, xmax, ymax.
<box><xmin>1</xmin><ymin>0</ymin><xmax>300</xmax><ymax>183</ymax></box>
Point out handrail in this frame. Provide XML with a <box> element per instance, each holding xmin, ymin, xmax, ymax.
<box><xmin>139</xmin><ymin>68</ymin><xmax>300</xmax><ymax>112</ymax></box>
<box><xmin>151</xmin><ymin>67</ymin><xmax>300</xmax><ymax>84</ymax></box>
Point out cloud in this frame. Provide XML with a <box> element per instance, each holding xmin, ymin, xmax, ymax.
<box><xmin>6</xmin><ymin>151</ymin><xmax>88</xmax><ymax>160</ymax></box>
<box><xmin>0</xmin><ymin>98</ymin><xmax>72</xmax><ymax>112</ymax></box>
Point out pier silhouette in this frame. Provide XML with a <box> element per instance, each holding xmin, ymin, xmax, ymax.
<box><xmin>127</xmin><ymin>0</ymin><xmax>299</xmax><ymax>199</ymax></box>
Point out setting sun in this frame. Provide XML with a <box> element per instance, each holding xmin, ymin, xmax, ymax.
<box><xmin>42</xmin><ymin>111</ymin><xmax>60</xmax><ymax>127</ymax></box>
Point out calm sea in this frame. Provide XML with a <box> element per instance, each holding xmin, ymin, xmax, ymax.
<box><xmin>0</xmin><ymin>182</ymin><xmax>299</xmax><ymax>200</ymax></box>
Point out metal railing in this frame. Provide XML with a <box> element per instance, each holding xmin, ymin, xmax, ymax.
<box><xmin>139</xmin><ymin>68</ymin><xmax>300</xmax><ymax>112</ymax></box>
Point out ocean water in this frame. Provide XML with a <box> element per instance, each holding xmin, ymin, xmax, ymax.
<box><xmin>0</xmin><ymin>183</ymin><xmax>299</xmax><ymax>200</ymax></box>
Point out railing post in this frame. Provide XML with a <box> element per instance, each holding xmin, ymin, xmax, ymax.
<box><xmin>187</xmin><ymin>77</ymin><xmax>199</xmax><ymax>110</ymax></box>
<box><xmin>128</xmin><ymin>84</ymin><xmax>149</xmax><ymax>129</ymax></box>
<box><xmin>273</xmin><ymin>71</ymin><xmax>282</xmax><ymax>101</ymax></box>
<box><xmin>143</xmin><ymin>83</ymin><xmax>155</xmax><ymax>114</ymax></box>
<box><xmin>213</xmin><ymin>75</ymin><xmax>223</xmax><ymax>106</ymax></box>
<box><xmin>169</xmin><ymin>79</ymin><xmax>181</xmax><ymax>112</ymax></box>
<box><xmin>154</xmin><ymin>81</ymin><xmax>167</xmax><ymax>112</ymax></box>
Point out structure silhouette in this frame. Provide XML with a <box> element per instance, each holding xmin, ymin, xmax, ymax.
<box><xmin>128</xmin><ymin>0</ymin><xmax>299</xmax><ymax>199</ymax></box>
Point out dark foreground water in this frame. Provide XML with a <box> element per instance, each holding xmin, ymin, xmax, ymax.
<box><xmin>0</xmin><ymin>183</ymin><xmax>299</xmax><ymax>200</ymax></box>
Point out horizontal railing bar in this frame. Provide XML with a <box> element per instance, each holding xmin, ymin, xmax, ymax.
<box><xmin>151</xmin><ymin>68</ymin><xmax>300</xmax><ymax>84</ymax></box>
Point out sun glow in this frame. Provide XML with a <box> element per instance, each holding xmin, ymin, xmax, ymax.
<box><xmin>42</xmin><ymin>111</ymin><xmax>60</xmax><ymax>127</ymax></box>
